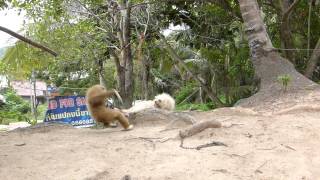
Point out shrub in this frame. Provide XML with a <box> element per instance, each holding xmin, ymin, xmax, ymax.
<box><xmin>176</xmin><ymin>102</ymin><xmax>215</xmax><ymax>111</ymax></box>
<box><xmin>174</xmin><ymin>82</ymin><xmax>197</xmax><ymax>104</ymax></box>
<box><xmin>277</xmin><ymin>74</ymin><xmax>291</xmax><ymax>92</ymax></box>
<box><xmin>0</xmin><ymin>88</ymin><xmax>30</xmax><ymax>124</ymax></box>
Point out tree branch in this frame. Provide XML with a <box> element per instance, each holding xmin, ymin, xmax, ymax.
<box><xmin>205</xmin><ymin>0</ymin><xmax>242</xmax><ymax>19</ymax></box>
<box><xmin>304</xmin><ymin>38</ymin><xmax>320</xmax><ymax>78</ymax></box>
<box><xmin>0</xmin><ymin>26</ymin><xmax>58</xmax><ymax>57</ymax></box>
<box><xmin>110</xmin><ymin>50</ymin><xmax>123</xmax><ymax>74</ymax></box>
<box><xmin>282</xmin><ymin>0</ymin><xmax>300</xmax><ymax>21</ymax></box>
<box><xmin>179</xmin><ymin>120</ymin><xmax>221</xmax><ymax>139</ymax></box>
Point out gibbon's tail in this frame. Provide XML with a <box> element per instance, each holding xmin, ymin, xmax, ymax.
<box><xmin>113</xmin><ymin>89</ymin><xmax>123</xmax><ymax>104</ymax></box>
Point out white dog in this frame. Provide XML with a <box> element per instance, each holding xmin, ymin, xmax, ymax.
<box><xmin>123</xmin><ymin>93</ymin><xmax>175</xmax><ymax>114</ymax></box>
<box><xmin>153</xmin><ymin>93</ymin><xmax>175</xmax><ymax>111</ymax></box>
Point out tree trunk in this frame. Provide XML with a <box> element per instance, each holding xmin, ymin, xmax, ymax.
<box><xmin>30</xmin><ymin>70</ymin><xmax>38</xmax><ymax>120</ymax></box>
<box><xmin>141</xmin><ymin>55</ymin><xmax>150</xmax><ymax>100</ymax></box>
<box><xmin>122</xmin><ymin>0</ymin><xmax>134</xmax><ymax>108</ymax></box>
<box><xmin>280</xmin><ymin>19</ymin><xmax>295</xmax><ymax>62</ymax></box>
<box><xmin>97</xmin><ymin>59</ymin><xmax>107</xmax><ymax>88</ymax></box>
<box><xmin>110</xmin><ymin>0</ymin><xmax>134</xmax><ymax>108</ymax></box>
<box><xmin>111</xmin><ymin>51</ymin><xmax>126</xmax><ymax>102</ymax></box>
<box><xmin>136</xmin><ymin>30</ymin><xmax>150</xmax><ymax>100</ymax></box>
<box><xmin>279</xmin><ymin>0</ymin><xmax>300</xmax><ymax>64</ymax></box>
<box><xmin>237</xmin><ymin>0</ymin><xmax>316</xmax><ymax>107</ymax></box>
<box><xmin>304</xmin><ymin>38</ymin><xmax>320</xmax><ymax>78</ymax></box>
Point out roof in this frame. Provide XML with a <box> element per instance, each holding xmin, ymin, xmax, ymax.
<box><xmin>11</xmin><ymin>81</ymin><xmax>47</xmax><ymax>97</ymax></box>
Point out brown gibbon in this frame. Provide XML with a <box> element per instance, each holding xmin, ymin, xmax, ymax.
<box><xmin>86</xmin><ymin>85</ymin><xmax>133</xmax><ymax>131</ymax></box>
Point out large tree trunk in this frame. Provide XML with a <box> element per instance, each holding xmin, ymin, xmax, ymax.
<box><xmin>121</xmin><ymin>0</ymin><xmax>134</xmax><ymax>108</ymax></box>
<box><xmin>110</xmin><ymin>50</ymin><xmax>126</xmax><ymax>104</ymax></box>
<box><xmin>110</xmin><ymin>0</ymin><xmax>134</xmax><ymax>108</ymax></box>
<box><xmin>136</xmin><ymin>30</ymin><xmax>150</xmax><ymax>100</ymax></box>
<box><xmin>237</xmin><ymin>0</ymin><xmax>316</xmax><ymax>108</ymax></box>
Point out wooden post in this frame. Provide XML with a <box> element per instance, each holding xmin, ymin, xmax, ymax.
<box><xmin>30</xmin><ymin>70</ymin><xmax>37</xmax><ymax>121</ymax></box>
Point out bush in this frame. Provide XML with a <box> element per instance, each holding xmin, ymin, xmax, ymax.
<box><xmin>0</xmin><ymin>88</ymin><xmax>30</xmax><ymax>125</ymax></box>
<box><xmin>176</xmin><ymin>102</ymin><xmax>215</xmax><ymax>111</ymax></box>
<box><xmin>277</xmin><ymin>74</ymin><xmax>291</xmax><ymax>92</ymax></box>
<box><xmin>34</xmin><ymin>103</ymin><xmax>48</xmax><ymax>121</ymax></box>
<box><xmin>174</xmin><ymin>82</ymin><xmax>197</xmax><ymax>104</ymax></box>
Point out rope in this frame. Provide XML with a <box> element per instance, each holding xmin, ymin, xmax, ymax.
<box><xmin>269</xmin><ymin>48</ymin><xmax>320</xmax><ymax>51</ymax></box>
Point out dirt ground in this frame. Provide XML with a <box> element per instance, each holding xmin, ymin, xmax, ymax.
<box><xmin>1</xmin><ymin>105</ymin><xmax>320</xmax><ymax>180</ymax></box>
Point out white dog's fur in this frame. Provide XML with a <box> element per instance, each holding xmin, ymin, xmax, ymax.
<box><xmin>123</xmin><ymin>100</ymin><xmax>155</xmax><ymax>114</ymax></box>
<box><xmin>123</xmin><ymin>93</ymin><xmax>175</xmax><ymax>114</ymax></box>
<box><xmin>154</xmin><ymin>93</ymin><xmax>175</xmax><ymax>111</ymax></box>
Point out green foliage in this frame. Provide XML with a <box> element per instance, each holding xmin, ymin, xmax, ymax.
<box><xmin>0</xmin><ymin>89</ymin><xmax>30</xmax><ymax>125</ymax></box>
<box><xmin>176</xmin><ymin>102</ymin><xmax>215</xmax><ymax>111</ymax></box>
<box><xmin>150</xmin><ymin>68</ymin><xmax>179</xmax><ymax>94</ymax></box>
<box><xmin>199</xmin><ymin>44</ymin><xmax>255</xmax><ymax>105</ymax></box>
<box><xmin>5</xmin><ymin>0</ymin><xmax>316</xmax><ymax>111</ymax></box>
<box><xmin>1</xmin><ymin>42</ymin><xmax>44</xmax><ymax>79</ymax></box>
<box><xmin>4</xmin><ymin>89</ymin><xmax>30</xmax><ymax>113</ymax></box>
<box><xmin>277</xmin><ymin>74</ymin><xmax>291</xmax><ymax>92</ymax></box>
<box><xmin>26</xmin><ymin>118</ymin><xmax>37</xmax><ymax>126</ymax></box>
<box><xmin>0</xmin><ymin>89</ymin><xmax>48</xmax><ymax>125</ymax></box>
<box><xmin>174</xmin><ymin>82</ymin><xmax>197</xmax><ymax>104</ymax></box>
<box><xmin>33</xmin><ymin>103</ymin><xmax>48</xmax><ymax>121</ymax></box>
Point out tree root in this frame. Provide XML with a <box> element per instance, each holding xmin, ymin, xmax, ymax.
<box><xmin>179</xmin><ymin>120</ymin><xmax>222</xmax><ymax>139</ymax></box>
<box><xmin>178</xmin><ymin>120</ymin><xmax>225</xmax><ymax>150</ymax></box>
<box><xmin>179</xmin><ymin>138</ymin><xmax>227</xmax><ymax>150</ymax></box>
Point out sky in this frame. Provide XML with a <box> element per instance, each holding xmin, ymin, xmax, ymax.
<box><xmin>162</xmin><ymin>24</ymin><xmax>187</xmax><ymax>36</ymax></box>
<box><xmin>0</xmin><ymin>8</ymin><xmax>26</xmax><ymax>48</ymax></box>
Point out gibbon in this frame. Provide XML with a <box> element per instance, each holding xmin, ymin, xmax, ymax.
<box><xmin>86</xmin><ymin>85</ymin><xmax>133</xmax><ymax>130</ymax></box>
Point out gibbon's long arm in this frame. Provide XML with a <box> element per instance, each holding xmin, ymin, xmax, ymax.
<box><xmin>0</xmin><ymin>26</ymin><xmax>58</xmax><ymax>57</ymax></box>
<box><xmin>112</xmin><ymin>89</ymin><xmax>123</xmax><ymax>104</ymax></box>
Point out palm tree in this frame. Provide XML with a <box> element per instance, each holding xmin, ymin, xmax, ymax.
<box><xmin>236</xmin><ymin>0</ymin><xmax>317</xmax><ymax>107</ymax></box>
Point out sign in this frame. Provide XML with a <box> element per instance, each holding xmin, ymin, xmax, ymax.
<box><xmin>44</xmin><ymin>96</ymin><xmax>95</xmax><ymax>127</ymax></box>
<box><xmin>47</xmin><ymin>85</ymin><xmax>60</xmax><ymax>97</ymax></box>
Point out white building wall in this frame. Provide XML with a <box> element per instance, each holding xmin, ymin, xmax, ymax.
<box><xmin>0</xmin><ymin>75</ymin><xmax>8</xmax><ymax>89</ymax></box>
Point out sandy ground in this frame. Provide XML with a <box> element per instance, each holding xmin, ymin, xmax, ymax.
<box><xmin>0</xmin><ymin>107</ymin><xmax>320</xmax><ymax>180</ymax></box>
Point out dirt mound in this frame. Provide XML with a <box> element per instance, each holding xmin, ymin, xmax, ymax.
<box><xmin>129</xmin><ymin>108</ymin><xmax>195</xmax><ymax>128</ymax></box>
<box><xmin>236</xmin><ymin>87</ymin><xmax>320</xmax><ymax>115</ymax></box>
<box><xmin>10</xmin><ymin>122</ymin><xmax>75</xmax><ymax>134</ymax></box>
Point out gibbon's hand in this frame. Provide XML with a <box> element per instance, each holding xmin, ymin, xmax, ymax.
<box><xmin>112</xmin><ymin>89</ymin><xmax>123</xmax><ymax>104</ymax></box>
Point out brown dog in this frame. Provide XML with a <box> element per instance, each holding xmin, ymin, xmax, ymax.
<box><xmin>86</xmin><ymin>85</ymin><xmax>133</xmax><ymax>130</ymax></box>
